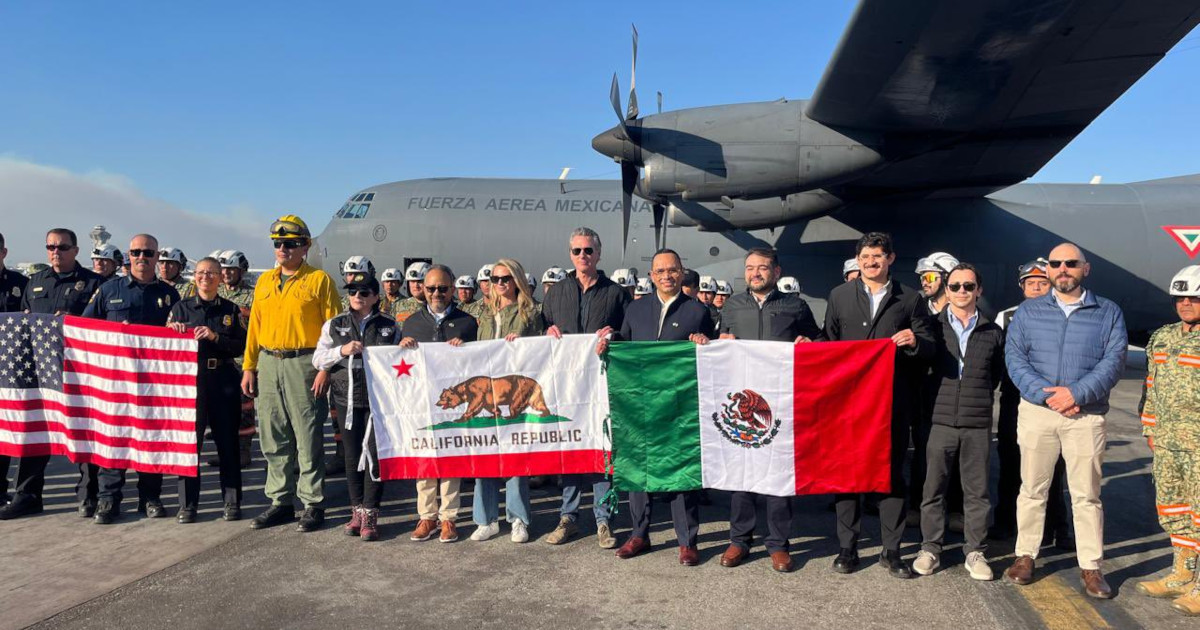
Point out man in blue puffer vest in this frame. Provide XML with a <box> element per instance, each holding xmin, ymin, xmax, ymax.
<box><xmin>1002</xmin><ymin>243</ymin><xmax>1127</xmax><ymax>599</ymax></box>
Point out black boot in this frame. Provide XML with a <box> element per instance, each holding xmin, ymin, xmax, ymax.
<box><xmin>250</xmin><ymin>505</ymin><xmax>296</xmax><ymax>529</ymax></box>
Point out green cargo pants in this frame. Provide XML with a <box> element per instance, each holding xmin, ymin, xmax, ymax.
<box><xmin>255</xmin><ymin>353</ymin><xmax>325</xmax><ymax>508</ymax></box>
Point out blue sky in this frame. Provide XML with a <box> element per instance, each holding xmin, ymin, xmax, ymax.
<box><xmin>1</xmin><ymin>1</ymin><xmax>1198</xmax><ymax>239</ymax></box>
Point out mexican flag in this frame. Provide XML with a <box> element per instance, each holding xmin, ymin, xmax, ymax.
<box><xmin>606</xmin><ymin>338</ymin><xmax>896</xmax><ymax>496</ymax></box>
<box><xmin>364</xmin><ymin>334</ymin><xmax>609</xmax><ymax>480</ymax></box>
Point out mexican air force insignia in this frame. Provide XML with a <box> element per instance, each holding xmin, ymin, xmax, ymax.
<box><xmin>1163</xmin><ymin>225</ymin><xmax>1200</xmax><ymax>259</ymax></box>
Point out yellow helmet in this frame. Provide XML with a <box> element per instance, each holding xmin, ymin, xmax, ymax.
<box><xmin>269</xmin><ymin>214</ymin><xmax>311</xmax><ymax>240</ymax></box>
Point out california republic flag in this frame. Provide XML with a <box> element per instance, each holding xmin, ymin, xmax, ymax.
<box><xmin>607</xmin><ymin>338</ymin><xmax>896</xmax><ymax>496</ymax></box>
<box><xmin>364</xmin><ymin>334</ymin><xmax>609</xmax><ymax>479</ymax></box>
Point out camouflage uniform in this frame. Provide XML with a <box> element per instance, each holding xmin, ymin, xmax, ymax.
<box><xmin>459</xmin><ymin>298</ymin><xmax>485</xmax><ymax>322</ymax></box>
<box><xmin>388</xmin><ymin>296</ymin><xmax>425</xmax><ymax>324</ymax></box>
<box><xmin>171</xmin><ymin>279</ymin><xmax>197</xmax><ymax>300</ymax></box>
<box><xmin>380</xmin><ymin>293</ymin><xmax>403</xmax><ymax>316</ymax></box>
<box><xmin>219</xmin><ymin>281</ymin><xmax>256</xmax><ymax>467</ymax></box>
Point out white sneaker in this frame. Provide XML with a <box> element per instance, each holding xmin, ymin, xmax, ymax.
<box><xmin>913</xmin><ymin>550</ymin><xmax>940</xmax><ymax>576</ymax></box>
<box><xmin>965</xmin><ymin>551</ymin><xmax>993</xmax><ymax>581</ymax></box>
<box><xmin>470</xmin><ymin>522</ymin><xmax>500</xmax><ymax>541</ymax></box>
<box><xmin>510</xmin><ymin>520</ymin><xmax>529</xmax><ymax>543</ymax></box>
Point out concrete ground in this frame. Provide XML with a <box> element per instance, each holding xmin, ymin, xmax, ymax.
<box><xmin>3</xmin><ymin>369</ymin><xmax>1194</xmax><ymax>630</ymax></box>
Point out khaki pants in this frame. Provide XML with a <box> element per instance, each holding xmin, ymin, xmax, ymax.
<box><xmin>256</xmin><ymin>354</ymin><xmax>325</xmax><ymax>508</ymax></box>
<box><xmin>1015</xmin><ymin>400</ymin><xmax>1106</xmax><ymax>569</ymax></box>
<box><xmin>416</xmin><ymin>478</ymin><xmax>461</xmax><ymax>521</ymax></box>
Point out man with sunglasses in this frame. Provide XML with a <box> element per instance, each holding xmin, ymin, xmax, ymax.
<box><xmin>542</xmin><ymin>227</ymin><xmax>631</xmax><ymax>548</ymax></box>
<box><xmin>242</xmin><ymin>215</ymin><xmax>341</xmax><ymax>533</ymax></box>
<box><xmin>82</xmin><ymin>233</ymin><xmax>181</xmax><ymax>524</ymax></box>
<box><xmin>1004</xmin><ymin>243</ymin><xmax>1127</xmax><ymax>599</ymax></box>
<box><xmin>1134</xmin><ymin>265</ymin><xmax>1200</xmax><ymax>615</ymax></box>
<box><xmin>398</xmin><ymin>264</ymin><xmax>478</xmax><ymax>543</ymax></box>
<box><xmin>912</xmin><ymin>263</ymin><xmax>1005</xmax><ymax>581</ymax></box>
<box><xmin>0</xmin><ymin>229</ymin><xmax>103</xmax><ymax>521</ymax></box>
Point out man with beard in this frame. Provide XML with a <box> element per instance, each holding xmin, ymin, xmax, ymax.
<box><xmin>1004</xmin><ymin>243</ymin><xmax>1127</xmax><ymax>599</ymax></box>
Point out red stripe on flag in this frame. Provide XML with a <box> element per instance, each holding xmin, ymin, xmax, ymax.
<box><xmin>792</xmin><ymin>339</ymin><xmax>895</xmax><ymax>495</ymax></box>
<box><xmin>0</xmin><ymin>443</ymin><xmax>195</xmax><ymax>477</ymax></box>
<box><xmin>64</xmin><ymin>315</ymin><xmax>194</xmax><ymax>341</ymax></box>
<box><xmin>0</xmin><ymin>420</ymin><xmax>195</xmax><ymax>454</ymax></box>
<box><xmin>0</xmin><ymin>402</ymin><xmax>194</xmax><ymax>432</ymax></box>
<box><xmin>63</xmin><ymin>359</ymin><xmax>196</xmax><ymax>387</ymax></box>
<box><xmin>61</xmin><ymin>382</ymin><xmax>194</xmax><ymax>409</ymax></box>
<box><xmin>378</xmin><ymin>450</ymin><xmax>606</xmax><ymax>480</ymax></box>
<box><xmin>63</xmin><ymin>336</ymin><xmax>198</xmax><ymax>363</ymax></box>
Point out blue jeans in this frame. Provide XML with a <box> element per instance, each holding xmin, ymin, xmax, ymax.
<box><xmin>560</xmin><ymin>473</ymin><xmax>611</xmax><ymax>525</ymax></box>
<box><xmin>472</xmin><ymin>477</ymin><xmax>531</xmax><ymax>525</ymax></box>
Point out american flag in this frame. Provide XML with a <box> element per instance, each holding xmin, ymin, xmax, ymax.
<box><xmin>0</xmin><ymin>314</ymin><xmax>199</xmax><ymax>476</ymax></box>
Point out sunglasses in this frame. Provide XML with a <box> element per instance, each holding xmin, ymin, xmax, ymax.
<box><xmin>273</xmin><ymin>239</ymin><xmax>307</xmax><ymax>250</ymax></box>
<box><xmin>920</xmin><ymin>272</ymin><xmax>941</xmax><ymax>284</ymax></box>
<box><xmin>570</xmin><ymin>247</ymin><xmax>595</xmax><ymax>256</ymax></box>
<box><xmin>491</xmin><ymin>274</ymin><xmax>514</xmax><ymax>284</ymax></box>
<box><xmin>424</xmin><ymin>285</ymin><xmax>451</xmax><ymax>294</ymax></box>
<box><xmin>128</xmin><ymin>248</ymin><xmax>158</xmax><ymax>258</ymax></box>
<box><xmin>347</xmin><ymin>289</ymin><xmax>375</xmax><ymax>297</ymax></box>
<box><xmin>947</xmin><ymin>282</ymin><xmax>978</xmax><ymax>293</ymax></box>
<box><xmin>45</xmin><ymin>244</ymin><xmax>73</xmax><ymax>252</ymax></box>
<box><xmin>1047</xmin><ymin>259</ymin><xmax>1082</xmax><ymax>269</ymax></box>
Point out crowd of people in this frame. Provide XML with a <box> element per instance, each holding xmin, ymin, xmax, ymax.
<box><xmin>0</xmin><ymin>214</ymin><xmax>1197</xmax><ymax>616</ymax></box>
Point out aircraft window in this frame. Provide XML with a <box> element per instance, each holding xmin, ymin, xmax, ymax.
<box><xmin>335</xmin><ymin>203</ymin><xmax>351</xmax><ymax>218</ymax></box>
<box><xmin>357</xmin><ymin>203</ymin><xmax>371</xmax><ymax>218</ymax></box>
<box><xmin>354</xmin><ymin>194</ymin><xmax>366</xmax><ymax>202</ymax></box>
<box><xmin>364</xmin><ymin>193</ymin><xmax>375</xmax><ymax>201</ymax></box>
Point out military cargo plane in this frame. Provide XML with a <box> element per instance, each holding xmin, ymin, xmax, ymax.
<box><xmin>312</xmin><ymin>0</ymin><xmax>1200</xmax><ymax>340</ymax></box>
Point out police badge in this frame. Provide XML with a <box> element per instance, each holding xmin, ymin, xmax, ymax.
<box><xmin>223</xmin><ymin>315</ymin><xmax>233</xmax><ymax>327</ymax></box>
<box><xmin>75</xmin><ymin>281</ymin><xmax>86</xmax><ymax>291</ymax></box>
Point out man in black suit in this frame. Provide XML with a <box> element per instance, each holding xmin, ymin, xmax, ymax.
<box><xmin>823</xmin><ymin>232</ymin><xmax>935</xmax><ymax>579</ymax></box>
<box><xmin>597</xmin><ymin>249</ymin><xmax>715</xmax><ymax>566</ymax></box>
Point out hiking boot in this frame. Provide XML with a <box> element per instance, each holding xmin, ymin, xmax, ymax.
<box><xmin>439</xmin><ymin>520</ymin><xmax>459</xmax><ymax>543</ymax></box>
<box><xmin>296</xmin><ymin>507</ymin><xmax>325</xmax><ymax>532</ymax></box>
<box><xmin>965</xmin><ymin>551</ymin><xmax>993</xmax><ymax>581</ymax></box>
<box><xmin>359</xmin><ymin>508</ymin><xmax>380</xmax><ymax>542</ymax></box>
<box><xmin>596</xmin><ymin>522</ymin><xmax>617</xmax><ymax>549</ymax></box>
<box><xmin>345</xmin><ymin>505</ymin><xmax>364</xmax><ymax>536</ymax></box>
<box><xmin>544</xmin><ymin>516</ymin><xmax>578</xmax><ymax>545</ymax></box>
<box><xmin>1173</xmin><ymin>581</ymin><xmax>1200</xmax><ymax>616</ymax></box>
<box><xmin>410</xmin><ymin>518</ymin><xmax>438</xmax><ymax>541</ymax></box>
<box><xmin>250</xmin><ymin>505</ymin><xmax>295</xmax><ymax>530</ymax></box>
<box><xmin>471</xmin><ymin>521</ymin><xmax>501</xmax><ymax>541</ymax></box>
<box><xmin>912</xmin><ymin>550</ymin><xmax>940</xmax><ymax>576</ymax></box>
<box><xmin>1138</xmin><ymin>547</ymin><xmax>1197</xmax><ymax>598</ymax></box>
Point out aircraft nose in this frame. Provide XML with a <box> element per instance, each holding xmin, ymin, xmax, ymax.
<box><xmin>591</xmin><ymin>125</ymin><xmax>626</xmax><ymax>161</ymax></box>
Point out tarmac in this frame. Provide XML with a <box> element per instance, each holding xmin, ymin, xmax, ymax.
<box><xmin>3</xmin><ymin>365</ymin><xmax>1195</xmax><ymax>630</ymax></box>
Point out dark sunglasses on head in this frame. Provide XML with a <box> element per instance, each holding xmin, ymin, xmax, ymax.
<box><xmin>347</xmin><ymin>289</ymin><xmax>375</xmax><ymax>297</ymax></box>
<box><xmin>128</xmin><ymin>248</ymin><xmax>157</xmax><ymax>258</ymax></box>
<box><xmin>273</xmin><ymin>239</ymin><xmax>307</xmax><ymax>250</ymax></box>
<box><xmin>490</xmin><ymin>274</ymin><xmax>514</xmax><ymax>284</ymax></box>
<box><xmin>45</xmin><ymin>244</ymin><xmax>73</xmax><ymax>252</ymax></box>
<box><xmin>424</xmin><ymin>285</ymin><xmax>451</xmax><ymax>294</ymax></box>
<box><xmin>947</xmin><ymin>282</ymin><xmax>978</xmax><ymax>293</ymax></box>
<box><xmin>570</xmin><ymin>247</ymin><xmax>595</xmax><ymax>256</ymax></box>
<box><xmin>1047</xmin><ymin>259</ymin><xmax>1081</xmax><ymax>269</ymax></box>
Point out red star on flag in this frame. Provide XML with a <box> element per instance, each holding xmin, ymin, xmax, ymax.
<box><xmin>394</xmin><ymin>359</ymin><xmax>415</xmax><ymax>378</ymax></box>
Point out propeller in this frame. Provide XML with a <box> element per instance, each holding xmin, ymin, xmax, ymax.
<box><xmin>627</xmin><ymin>25</ymin><xmax>639</xmax><ymax>120</ymax></box>
<box><xmin>652</xmin><ymin>202</ymin><xmax>666</xmax><ymax>249</ymax></box>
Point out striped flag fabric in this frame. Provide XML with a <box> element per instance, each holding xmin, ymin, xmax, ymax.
<box><xmin>606</xmin><ymin>338</ymin><xmax>896</xmax><ymax>496</ymax></box>
<box><xmin>0</xmin><ymin>314</ymin><xmax>199</xmax><ymax>476</ymax></box>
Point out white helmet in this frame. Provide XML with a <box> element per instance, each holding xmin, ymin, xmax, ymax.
<box><xmin>542</xmin><ymin>266</ymin><xmax>567</xmax><ymax>284</ymax></box>
<box><xmin>477</xmin><ymin>263</ymin><xmax>495</xmax><ymax>282</ymax></box>
<box><xmin>526</xmin><ymin>272</ymin><xmax>537</xmax><ymax>290</ymax></box>
<box><xmin>342</xmin><ymin>255</ymin><xmax>374</xmax><ymax>276</ymax></box>
<box><xmin>159</xmin><ymin>247</ymin><xmax>186</xmax><ymax>265</ymax></box>
<box><xmin>635</xmin><ymin>277</ymin><xmax>652</xmax><ymax>295</ymax></box>
<box><xmin>916</xmin><ymin>252</ymin><xmax>960</xmax><ymax>275</ymax></box>
<box><xmin>218</xmin><ymin>250</ymin><xmax>250</xmax><ymax>271</ymax></box>
<box><xmin>90</xmin><ymin>243</ymin><xmax>122</xmax><ymax>263</ymax></box>
<box><xmin>380</xmin><ymin>267</ymin><xmax>403</xmax><ymax>283</ymax></box>
<box><xmin>454</xmin><ymin>275</ymin><xmax>477</xmax><ymax>290</ymax></box>
<box><xmin>778</xmin><ymin>276</ymin><xmax>801</xmax><ymax>294</ymax></box>
<box><xmin>698</xmin><ymin>275</ymin><xmax>717</xmax><ymax>293</ymax></box>
<box><xmin>207</xmin><ymin>249</ymin><xmax>224</xmax><ymax>260</ymax></box>
<box><xmin>715</xmin><ymin>280</ymin><xmax>733</xmax><ymax>296</ymax></box>
<box><xmin>405</xmin><ymin>261</ymin><xmax>431</xmax><ymax>281</ymax></box>
<box><xmin>612</xmin><ymin>268</ymin><xmax>637</xmax><ymax>288</ymax></box>
<box><xmin>842</xmin><ymin>258</ymin><xmax>860</xmax><ymax>279</ymax></box>
<box><xmin>1170</xmin><ymin>265</ymin><xmax>1200</xmax><ymax>297</ymax></box>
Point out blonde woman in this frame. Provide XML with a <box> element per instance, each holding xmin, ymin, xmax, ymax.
<box><xmin>470</xmin><ymin>258</ymin><xmax>545</xmax><ymax>543</ymax></box>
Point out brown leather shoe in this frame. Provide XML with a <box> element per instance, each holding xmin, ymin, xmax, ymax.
<box><xmin>615</xmin><ymin>537</ymin><xmax>649</xmax><ymax>559</ymax></box>
<box><xmin>1005</xmin><ymin>555</ymin><xmax>1035</xmax><ymax>585</ymax></box>
<box><xmin>410</xmin><ymin>518</ymin><xmax>438</xmax><ymax>542</ymax></box>
<box><xmin>1082</xmin><ymin>569</ymin><xmax>1114</xmax><ymax>599</ymax></box>
<box><xmin>720</xmin><ymin>544</ymin><xmax>749</xmax><ymax>568</ymax></box>
<box><xmin>679</xmin><ymin>546</ymin><xmax>700</xmax><ymax>566</ymax></box>
<box><xmin>771</xmin><ymin>550</ymin><xmax>794</xmax><ymax>573</ymax></box>
<box><xmin>439</xmin><ymin>520</ymin><xmax>459</xmax><ymax>543</ymax></box>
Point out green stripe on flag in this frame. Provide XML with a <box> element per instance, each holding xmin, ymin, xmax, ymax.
<box><xmin>607</xmin><ymin>341</ymin><xmax>702</xmax><ymax>492</ymax></box>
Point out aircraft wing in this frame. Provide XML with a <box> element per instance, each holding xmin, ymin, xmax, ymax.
<box><xmin>807</xmin><ymin>0</ymin><xmax>1200</xmax><ymax>200</ymax></box>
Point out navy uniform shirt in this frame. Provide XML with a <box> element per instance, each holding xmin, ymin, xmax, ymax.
<box><xmin>21</xmin><ymin>263</ymin><xmax>104</xmax><ymax>315</ymax></box>
<box><xmin>83</xmin><ymin>276</ymin><xmax>180</xmax><ymax>325</ymax></box>
<box><xmin>167</xmin><ymin>295</ymin><xmax>247</xmax><ymax>365</ymax></box>
<box><xmin>0</xmin><ymin>268</ymin><xmax>29</xmax><ymax>313</ymax></box>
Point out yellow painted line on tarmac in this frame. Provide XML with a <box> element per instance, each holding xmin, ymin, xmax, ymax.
<box><xmin>1016</xmin><ymin>574</ymin><xmax>1112</xmax><ymax>630</ymax></box>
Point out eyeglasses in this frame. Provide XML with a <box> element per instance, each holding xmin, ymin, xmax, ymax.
<box><xmin>424</xmin><ymin>285</ymin><xmax>451</xmax><ymax>294</ymax></box>
<box><xmin>947</xmin><ymin>282</ymin><xmax>978</xmax><ymax>293</ymax></box>
<box><xmin>193</xmin><ymin>271</ymin><xmax>220</xmax><ymax>277</ymax></box>
<box><xmin>570</xmin><ymin>247</ymin><xmax>595</xmax><ymax>256</ymax></box>
<box><xmin>128</xmin><ymin>248</ymin><xmax>157</xmax><ymax>258</ymax></box>
<box><xmin>920</xmin><ymin>272</ymin><xmax>941</xmax><ymax>284</ymax></box>
<box><xmin>490</xmin><ymin>274</ymin><xmax>514</xmax><ymax>285</ymax></box>
<box><xmin>1047</xmin><ymin>259</ymin><xmax>1082</xmax><ymax>269</ymax></box>
<box><xmin>45</xmin><ymin>244</ymin><xmax>73</xmax><ymax>252</ymax></box>
<box><xmin>347</xmin><ymin>289</ymin><xmax>375</xmax><ymax>297</ymax></box>
<box><xmin>273</xmin><ymin>239</ymin><xmax>307</xmax><ymax>250</ymax></box>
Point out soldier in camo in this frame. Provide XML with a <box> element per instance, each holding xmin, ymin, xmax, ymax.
<box><xmin>389</xmin><ymin>261</ymin><xmax>431</xmax><ymax>323</ymax></box>
<box><xmin>379</xmin><ymin>267</ymin><xmax>404</xmax><ymax>314</ymax></box>
<box><xmin>1137</xmin><ymin>264</ymin><xmax>1200</xmax><ymax>617</ymax></box>
<box><xmin>159</xmin><ymin>247</ymin><xmax>195</xmax><ymax>299</ymax></box>
<box><xmin>455</xmin><ymin>274</ymin><xmax>483</xmax><ymax>320</ymax></box>
<box><xmin>217</xmin><ymin>250</ymin><xmax>256</xmax><ymax>469</ymax></box>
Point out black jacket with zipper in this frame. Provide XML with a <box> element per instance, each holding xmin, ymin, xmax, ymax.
<box><xmin>719</xmin><ymin>289</ymin><xmax>822</xmax><ymax>342</ymax></box>
<box><xmin>928</xmin><ymin>308</ymin><xmax>1006</xmax><ymax>429</ymax></box>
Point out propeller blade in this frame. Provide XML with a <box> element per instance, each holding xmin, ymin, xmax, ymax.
<box><xmin>609</xmin><ymin>74</ymin><xmax>626</xmax><ymax>130</ymax></box>
<box><xmin>626</xmin><ymin>25</ymin><xmax>639</xmax><ymax>120</ymax></box>
<box><xmin>620</xmin><ymin>163</ymin><xmax>637</xmax><ymax>258</ymax></box>
<box><xmin>657</xmin><ymin>91</ymin><xmax>663</xmax><ymax>114</ymax></box>
<box><xmin>653</xmin><ymin>202</ymin><xmax>666</xmax><ymax>249</ymax></box>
